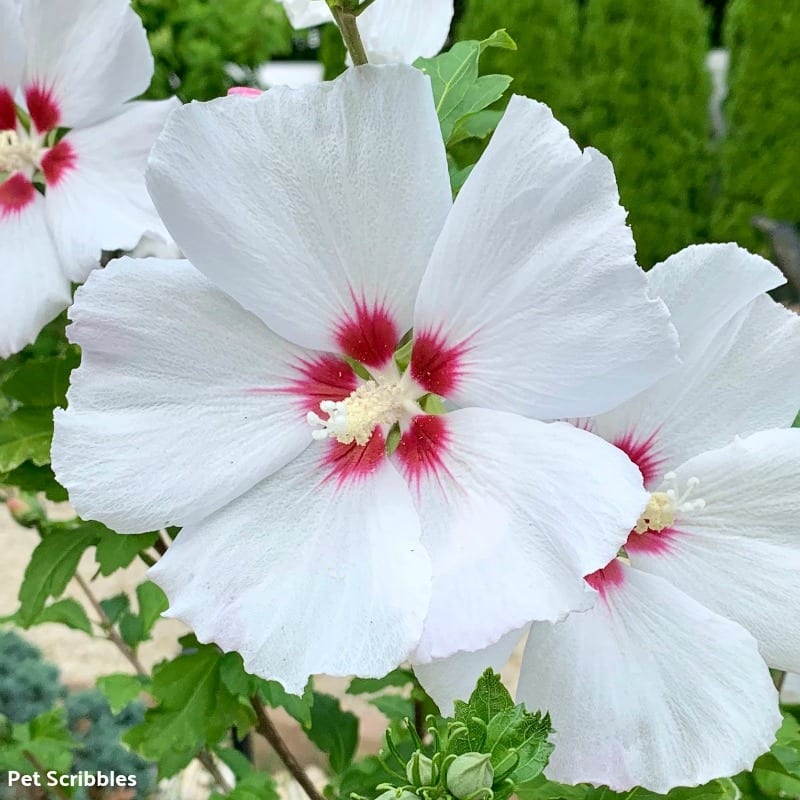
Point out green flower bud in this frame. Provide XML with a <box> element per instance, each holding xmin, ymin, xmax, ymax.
<box><xmin>406</xmin><ymin>752</ymin><xmax>434</xmax><ymax>786</ymax></box>
<box><xmin>446</xmin><ymin>753</ymin><xmax>494</xmax><ymax>799</ymax></box>
<box><xmin>376</xmin><ymin>790</ymin><xmax>418</xmax><ymax>800</ymax></box>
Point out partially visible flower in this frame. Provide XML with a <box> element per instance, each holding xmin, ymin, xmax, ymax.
<box><xmin>0</xmin><ymin>0</ymin><xmax>177</xmax><ymax>356</ymax></box>
<box><xmin>446</xmin><ymin>753</ymin><xmax>493</xmax><ymax>799</ymax></box>
<box><xmin>416</xmin><ymin>243</ymin><xmax>800</xmax><ymax>793</ymax></box>
<box><xmin>278</xmin><ymin>0</ymin><xmax>454</xmax><ymax>64</ymax></box>
<box><xmin>406</xmin><ymin>752</ymin><xmax>434</xmax><ymax>786</ymax></box>
<box><xmin>53</xmin><ymin>65</ymin><xmax>678</xmax><ymax>693</ymax></box>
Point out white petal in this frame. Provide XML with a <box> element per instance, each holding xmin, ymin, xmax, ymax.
<box><xmin>147</xmin><ymin>65</ymin><xmax>451</xmax><ymax>366</ymax></box>
<box><xmin>52</xmin><ymin>257</ymin><xmax>318</xmax><ymax>533</ymax></box>
<box><xmin>359</xmin><ymin>0</ymin><xmax>454</xmax><ymax>63</ymax></box>
<box><xmin>20</xmin><ymin>0</ymin><xmax>153</xmax><ymax>129</ymax></box>
<box><xmin>44</xmin><ymin>99</ymin><xmax>177</xmax><ymax>282</ymax></box>
<box><xmin>278</xmin><ymin>0</ymin><xmax>332</xmax><ymax>28</ymax></box>
<box><xmin>149</xmin><ymin>442</ymin><xmax>430</xmax><ymax>695</ymax></box>
<box><xmin>0</xmin><ymin>0</ymin><xmax>25</xmax><ymax>93</ymax></box>
<box><xmin>590</xmin><ymin>290</ymin><xmax>800</xmax><ymax>486</ymax></box>
<box><xmin>0</xmin><ymin>194</ymin><xmax>71</xmax><ymax>357</ymax></box>
<box><xmin>518</xmin><ymin>562</ymin><xmax>780</xmax><ymax>793</ymax></box>
<box><xmin>397</xmin><ymin>410</ymin><xmax>647</xmax><ymax>661</ymax></box>
<box><xmin>413</xmin><ymin>627</ymin><xmax>525</xmax><ymax>714</ymax></box>
<box><xmin>411</xmin><ymin>95</ymin><xmax>678</xmax><ymax>418</ymax></box>
<box><xmin>629</xmin><ymin>429</ymin><xmax>800</xmax><ymax>672</ymax></box>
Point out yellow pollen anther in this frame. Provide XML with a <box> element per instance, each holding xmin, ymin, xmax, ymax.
<box><xmin>0</xmin><ymin>129</ymin><xmax>43</xmax><ymax>174</ymax></box>
<box><xmin>308</xmin><ymin>381</ymin><xmax>407</xmax><ymax>446</ymax></box>
<box><xmin>634</xmin><ymin>491</ymin><xmax>675</xmax><ymax>534</ymax></box>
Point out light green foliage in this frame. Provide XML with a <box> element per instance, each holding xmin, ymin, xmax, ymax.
<box><xmin>415</xmin><ymin>31</ymin><xmax>517</xmax><ymax>191</ymax></box>
<box><xmin>579</xmin><ymin>0</ymin><xmax>711</xmax><ymax>268</ymax></box>
<box><xmin>131</xmin><ymin>0</ymin><xmax>294</xmax><ymax>101</ymax></box>
<box><xmin>455</xmin><ymin>0</ymin><xmax>581</xmax><ymax>130</ymax></box>
<box><xmin>712</xmin><ymin>0</ymin><xmax>800</xmax><ymax>252</ymax></box>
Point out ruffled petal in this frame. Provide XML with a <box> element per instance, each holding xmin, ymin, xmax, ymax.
<box><xmin>0</xmin><ymin>0</ymin><xmax>25</xmax><ymax>105</ymax></box>
<box><xmin>413</xmin><ymin>627</ymin><xmax>525</xmax><ymax>714</ymax></box>
<box><xmin>411</xmin><ymin>95</ymin><xmax>678</xmax><ymax>418</ymax></box>
<box><xmin>590</xmin><ymin>288</ymin><xmax>800</xmax><ymax>486</ymax></box>
<box><xmin>52</xmin><ymin>257</ymin><xmax>318</xmax><ymax>533</ymax></box>
<box><xmin>20</xmin><ymin>0</ymin><xmax>153</xmax><ymax>129</ymax></box>
<box><xmin>43</xmin><ymin>99</ymin><xmax>177</xmax><ymax>282</ymax></box>
<box><xmin>518</xmin><ymin>562</ymin><xmax>780</xmax><ymax>793</ymax></box>
<box><xmin>359</xmin><ymin>0</ymin><xmax>454</xmax><ymax>63</ymax></box>
<box><xmin>149</xmin><ymin>441</ymin><xmax>429</xmax><ymax>694</ymax></box>
<box><xmin>147</xmin><ymin>65</ymin><xmax>451</xmax><ymax>367</ymax></box>
<box><xmin>629</xmin><ymin>429</ymin><xmax>800</xmax><ymax>672</ymax></box>
<box><xmin>396</xmin><ymin>409</ymin><xmax>647</xmax><ymax>661</ymax></box>
<box><xmin>0</xmin><ymin>192</ymin><xmax>70</xmax><ymax>357</ymax></box>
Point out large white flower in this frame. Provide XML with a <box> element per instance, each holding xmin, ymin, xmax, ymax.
<box><xmin>52</xmin><ymin>64</ymin><xmax>678</xmax><ymax>693</ymax></box>
<box><xmin>416</xmin><ymin>243</ymin><xmax>800</xmax><ymax>793</ymax></box>
<box><xmin>278</xmin><ymin>0</ymin><xmax>454</xmax><ymax>64</ymax></box>
<box><xmin>0</xmin><ymin>0</ymin><xmax>177</xmax><ymax>357</ymax></box>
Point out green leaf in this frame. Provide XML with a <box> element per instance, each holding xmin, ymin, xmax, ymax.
<box><xmin>0</xmin><ymin>709</ymin><xmax>75</xmax><ymax>774</ymax></box>
<box><xmin>16</xmin><ymin>523</ymin><xmax>101</xmax><ymax>625</ymax></box>
<box><xmin>119</xmin><ymin>611</ymin><xmax>145</xmax><ymax>648</ymax></box>
<box><xmin>478</xmin><ymin>28</ymin><xmax>517</xmax><ymax>53</ymax></box>
<box><xmin>1</xmin><ymin>351</ymin><xmax>79</xmax><ymax>408</ymax></box>
<box><xmin>95</xmin><ymin>530</ymin><xmax>158</xmax><ymax>575</ymax></box>
<box><xmin>415</xmin><ymin>31</ymin><xmax>515</xmax><ymax>143</ymax></box>
<box><xmin>453</xmin><ymin>669</ymin><xmax>514</xmax><ymax>751</ymax></box>
<box><xmin>211</xmin><ymin>770</ymin><xmax>279</xmax><ymax>800</ymax></box>
<box><xmin>259</xmin><ymin>679</ymin><xmax>315</xmax><ymax>728</ymax></box>
<box><xmin>449</xmin><ymin>109</ymin><xmax>505</xmax><ymax>146</ymax></box>
<box><xmin>0</xmin><ymin>407</ymin><xmax>54</xmax><ymax>471</ymax></box>
<box><xmin>306</xmin><ymin>693</ymin><xmax>359</xmax><ymax>774</ymax></box>
<box><xmin>0</xmin><ymin>461</ymin><xmax>68</xmax><ymax>502</ymax></box>
<box><xmin>370</xmin><ymin>694</ymin><xmax>415</xmax><ymax>722</ymax></box>
<box><xmin>30</xmin><ymin>598</ymin><xmax>92</xmax><ymax>634</ymax></box>
<box><xmin>137</xmin><ymin>580</ymin><xmax>168</xmax><ymax>638</ymax></box>
<box><xmin>97</xmin><ymin>673</ymin><xmax>148</xmax><ymax>714</ymax></box>
<box><xmin>124</xmin><ymin>642</ymin><xmax>242</xmax><ymax>777</ymax></box>
<box><xmin>348</xmin><ymin>668</ymin><xmax>415</xmax><ymax>695</ymax></box>
<box><xmin>99</xmin><ymin>593</ymin><xmax>130</xmax><ymax>625</ymax></box>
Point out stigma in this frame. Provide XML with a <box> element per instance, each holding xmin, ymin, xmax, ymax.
<box><xmin>308</xmin><ymin>380</ymin><xmax>418</xmax><ymax>446</ymax></box>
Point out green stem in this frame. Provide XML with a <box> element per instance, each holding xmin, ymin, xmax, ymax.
<box><xmin>331</xmin><ymin>7</ymin><xmax>369</xmax><ymax>66</ymax></box>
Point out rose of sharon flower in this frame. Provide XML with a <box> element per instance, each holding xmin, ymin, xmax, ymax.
<box><xmin>0</xmin><ymin>0</ymin><xmax>177</xmax><ymax>356</ymax></box>
<box><xmin>416</xmin><ymin>243</ymin><xmax>800</xmax><ymax>793</ymax></box>
<box><xmin>52</xmin><ymin>65</ymin><xmax>678</xmax><ymax>693</ymax></box>
<box><xmin>278</xmin><ymin>0</ymin><xmax>454</xmax><ymax>64</ymax></box>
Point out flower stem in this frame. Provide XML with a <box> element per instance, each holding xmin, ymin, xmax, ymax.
<box><xmin>250</xmin><ymin>695</ymin><xmax>326</xmax><ymax>800</ymax></box>
<box><xmin>331</xmin><ymin>7</ymin><xmax>369</xmax><ymax>66</ymax></box>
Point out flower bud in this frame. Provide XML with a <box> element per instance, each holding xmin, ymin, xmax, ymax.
<box><xmin>376</xmin><ymin>790</ymin><xmax>418</xmax><ymax>800</ymax></box>
<box><xmin>446</xmin><ymin>753</ymin><xmax>494</xmax><ymax>799</ymax></box>
<box><xmin>406</xmin><ymin>752</ymin><xmax>434</xmax><ymax>786</ymax></box>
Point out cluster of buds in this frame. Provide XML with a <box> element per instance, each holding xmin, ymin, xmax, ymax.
<box><xmin>376</xmin><ymin>745</ymin><xmax>496</xmax><ymax>800</ymax></box>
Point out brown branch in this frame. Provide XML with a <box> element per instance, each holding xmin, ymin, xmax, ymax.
<box><xmin>250</xmin><ymin>695</ymin><xmax>326</xmax><ymax>800</ymax></box>
<box><xmin>198</xmin><ymin>748</ymin><xmax>234</xmax><ymax>794</ymax></box>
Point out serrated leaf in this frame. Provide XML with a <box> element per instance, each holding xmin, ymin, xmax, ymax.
<box><xmin>415</xmin><ymin>31</ymin><xmax>515</xmax><ymax>143</ymax></box>
<box><xmin>95</xmin><ymin>530</ymin><xmax>158</xmax><ymax>575</ymax></box>
<box><xmin>348</xmin><ymin>669</ymin><xmax>415</xmax><ymax>695</ymax></box>
<box><xmin>259</xmin><ymin>679</ymin><xmax>314</xmax><ymax>727</ymax></box>
<box><xmin>16</xmin><ymin>524</ymin><xmax>100</xmax><ymax>625</ymax></box>
<box><xmin>0</xmin><ymin>462</ymin><xmax>68</xmax><ymax>501</ymax></box>
<box><xmin>30</xmin><ymin>598</ymin><xmax>92</xmax><ymax>634</ymax></box>
<box><xmin>0</xmin><ymin>407</ymin><xmax>53</xmax><ymax>471</ymax></box>
<box><xmin>124</xmin><ymin>644</ymin><xmax>241</xmax><ymax>776</ymax></box>
<box><xmin>307</xmin><ymin>693</ymin><xmax>358</xmax><ymax>774</ymax></box>
<box><xmin>97</xmin><ymin>674</ymin><xmax>148</xmax><ymax>714</ymax></box>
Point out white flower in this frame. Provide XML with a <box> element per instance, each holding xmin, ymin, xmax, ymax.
<box><xmin>0</xmin><ymin>0</ymin><xmax>177</xmax><ymax>357</ymax></box>
<box><xmin>52</xmin><ymin>64</ymin><xmax>678</xmax><ymax>693</ymax></box>
<box><xmin>416</xmin><ymin>243</ymin><xmax>800</xmax><ymax>793</ymax></box>
<box><xmin>278</xmin><ymin>0</ymin><xmax>454</xmax><ymax>64</ymax></box>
